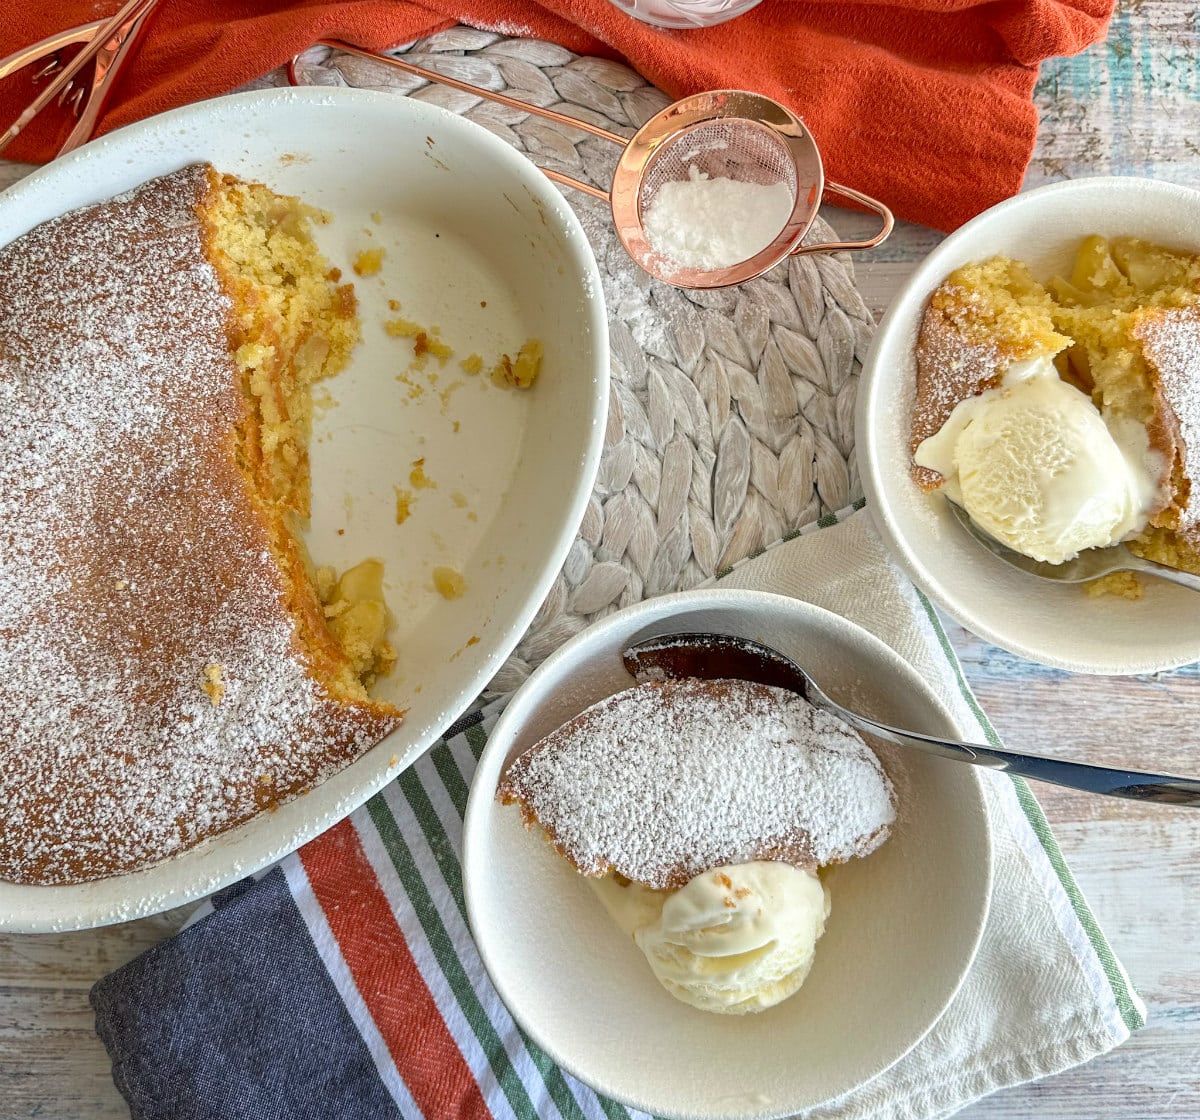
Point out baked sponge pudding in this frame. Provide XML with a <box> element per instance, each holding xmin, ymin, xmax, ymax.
<box><xmin>498</xmin><ymin>677</ymin><xmax>896</xmax><ymax>1014</ymax></box>
<box><xmin>911</xmin><ymin>236</ymin><xmax>1200</xmax><ymax>587</ymax></box>
<box><xmin>0</xmin><ymin>164</ymin><xmax>403</xmax><ymax>884</ymax></box>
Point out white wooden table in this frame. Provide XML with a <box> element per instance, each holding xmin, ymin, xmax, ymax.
<box><xmin>2</xmin><ymin>5</ymin><xmax>1199</xmax><ymax>1117</ymax></box>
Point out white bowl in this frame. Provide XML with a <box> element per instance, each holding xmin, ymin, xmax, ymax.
<box><xmin>0</xmin><ymin>88</ymin><xmax>607</xmax><ymax>931</ymax></box>
<box><xmin>463</xmin><ymin>588</ymin><xmax>993</xmax><ymax>1120</ymax></box>
<box><xmin>858</xmin><ymin>176</ymin><xmax>1200</xmax><ymax>674</ymax></box>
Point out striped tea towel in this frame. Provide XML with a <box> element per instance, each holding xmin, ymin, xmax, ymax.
<box><xmin>90</xmin><ymin>507</ymin><xmax>1144</xmax><ymax>1120</ymax></box>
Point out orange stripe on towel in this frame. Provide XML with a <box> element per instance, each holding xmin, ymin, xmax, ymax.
<box><xmin>301</xmin><ymin>819</ymin><xmax>491</xmax><ymax>1120</ymax></box>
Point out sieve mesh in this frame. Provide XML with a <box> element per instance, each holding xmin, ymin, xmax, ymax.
<box><xmin>638</xmin><ymin>119</ymin><xmax>798</xmax><ymax>217</ymax></box>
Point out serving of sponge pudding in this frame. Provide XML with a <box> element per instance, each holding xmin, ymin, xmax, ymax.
<box><xmin>0</xmin><ymin>163</ymin><xmax>403</xmax><ymax>884</ymax></box>
<box><xmin>498</xmin><ymin>676</ymin><xmax>895</xmax><ymax>1014</ymax></box>
<box><xmin>910</xmin><ymin>236</ymin><xmax>1200</xmax><ymax>593</ymax></box>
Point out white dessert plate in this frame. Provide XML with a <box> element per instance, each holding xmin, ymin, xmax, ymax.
<box><xmin>858</xmin><ymin>176</ymin><xmax>1200</xmax><ymax>674</ymax></box>
<box><xmin>463</xmin><ymin>588</ymin><xmax>993</xmax><ymax>1120</ymax></box>
<box><xmin>0</xmin><ymin>88</ymin><xmax>608</xmax><ymax>932</ymax></box>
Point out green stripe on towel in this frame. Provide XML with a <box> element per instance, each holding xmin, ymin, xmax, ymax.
<box><xmin>915</xmin><ymin>587</ymin><xmax>1146</xmax><ymax>1033</ymax></box>
<box><xmin>385</xmin><ymin>755</ymin><xmax>638</xmax><ymax>1120</ymax></box>
<box><xmin>365</xmin><ymin>795</ymin><xmax>547</xmax><ymax>1120</ymax></box>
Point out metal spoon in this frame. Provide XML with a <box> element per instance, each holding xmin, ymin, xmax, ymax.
<box><xmin>622</xmin><ymin>632</ymin><xmax>1200</xmax><ymax>806</ymax></box>
<box><xmin>948</xmin><ymin>501</ymin><xmax>1200</xmax><ymax>591</ymax></box>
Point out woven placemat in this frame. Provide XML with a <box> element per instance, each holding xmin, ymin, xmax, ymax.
<box><xmin>285</xmin><ymin>30</ymin><xmax>876</xmax><ymax>692</ymax></box>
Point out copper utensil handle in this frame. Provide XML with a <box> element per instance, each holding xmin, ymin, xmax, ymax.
<box><xmin>790</xmin><ymin>181</ymin><xmax>894</xmax><ymax>255</ymax></box>
<box><xmin>0</xmin><ymin>0</ymin><xmax>158</xmax><ymax>157</ymax></box>
<box><xmin>289</xmin><ymin>40</ymin><xmax>619</xmax><ymax>202</ymax></box>
<box><xmin>60</xmin><ymin>0</ymin><xmax>159</xmax><ymax>156</ymax></box>
<box><xmin>0</xmin><ymin>23</ymin><xmax>101</xmax><ymax>80</ymax></box>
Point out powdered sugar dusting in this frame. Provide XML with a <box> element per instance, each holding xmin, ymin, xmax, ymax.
<box><xmin>573</xmin><ymin>196</ymin><xmax>677</xmax><ymax>362</ymax></box>
<box><xmin>1134</xmin><ymin>305</ymin><xmax>1200</xmax><ymax>531</ymax></box>
<box><xmin>911</xmin><ymin>293</ymin><xmax>1004</xmax><ymax>450</ymax></box>
<box><xmin>498</xmin><ymin>678</ymin><xmax>895</xmax><ymax>890</ymax></box>
<box><xmin>0</xmin><ymin>165</ymin><xmax>398</xmax><ymax>884</ymax></box>
<box><xmin>642</xmin><ymin>167</ymin><xmax>793</xmax><ymax>272</ymax></box>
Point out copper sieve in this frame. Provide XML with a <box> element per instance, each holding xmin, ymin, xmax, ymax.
<box><xmin>288</xmin><ymin>42</ymin><xmax>893</xmax><ymax>290</ymax></box>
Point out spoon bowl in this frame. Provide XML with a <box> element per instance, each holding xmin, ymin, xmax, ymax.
<box><xmin>623</xmin><ymin>632</ymin><xmax>1200</xmax><ymax>806</ymax></box>
<box><xmin>947</xmin><ymin>501</ymin><xmax>1200</xmax><ymax>591</ymax></box>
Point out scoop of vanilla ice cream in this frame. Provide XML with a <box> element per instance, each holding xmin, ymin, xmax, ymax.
<box><xmin>589</xmin><ymin>861</ymin><xmax>829</xmax><ymax>1015</ymax></box>
<box><xmin>914</xmin><ymin>358</ymin><xmax>1162</xmax><ymax>564</ymax></box>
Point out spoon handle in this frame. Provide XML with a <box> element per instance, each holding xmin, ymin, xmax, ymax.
<box><xmin>622</xmin><ymin>633</ymin><xmax>1200</xmax><ymax>806</ymax></box>
<box><xmin>1129</xmin><ymin>552</ymin><xmax>1200</xmax><ymax>592</ymax></box>
<box><xmin>810</xmin><ymin>685</ymin><xmax>1200</xmax><ymax>806</ymax></box>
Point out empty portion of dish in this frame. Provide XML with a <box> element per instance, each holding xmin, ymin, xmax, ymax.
<box><xmin>497</xmin><ymin>676</ymin><xmax>895</xmax><ymax>1014</ymax></box>
<box><xmin>0</xmin><ymin>163</ymin><xmax>403</xmax><ymax>885</ymax></box>
<box><xmin>911</xmin><ymin>238</ymin><xmax>1200</xmax><ymax>590</ymax></box>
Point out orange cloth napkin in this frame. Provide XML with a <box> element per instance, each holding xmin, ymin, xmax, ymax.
<box><xmin>0</xmin><ymin>0</ymin><xmax>1113</xmax><ymax>231</ymax></box>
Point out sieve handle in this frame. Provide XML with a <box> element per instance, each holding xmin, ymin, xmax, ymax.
<box><xmin>287</xmin><ymin>40</ymin><xmax>618</xmax><ymax>204</ymax></box>
<box><xmin>790</xmin><ymin>182</ymin><xmax>894</xmax><ymax>255</ymax></box>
